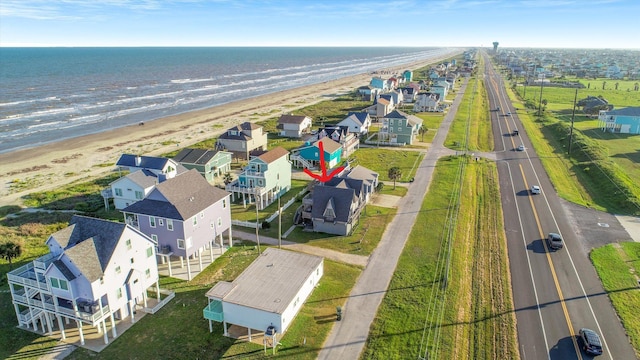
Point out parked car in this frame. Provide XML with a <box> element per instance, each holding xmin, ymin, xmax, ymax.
<box><xmin>517</xmin><ymin>144</ymin><xmax>525</xmax><ymax>151</ymax></box>
<box><xmin>547</xmin><ymin>232</ymin><xmax>564</xmax><ymax>250</ymax></box>
<box><xmin>530</xmin><ymin>185</ymin><xmax>541</xmax><ymax>194</ymax></box>
<box><xmin>579</xmin><ymin>328</ymin><xmax>603</xmax><ymax>355</ymax></box>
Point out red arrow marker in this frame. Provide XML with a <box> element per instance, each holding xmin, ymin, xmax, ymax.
<box><xmin>303</xmin><ymin>140</ymin><xmax>344</xmax><ymax>183</ymax></box>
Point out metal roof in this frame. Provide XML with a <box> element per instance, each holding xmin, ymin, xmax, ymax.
<box><xmin>206</xmin><ymin>248</ymin><xmax>322</xmax><ymax>314</ymax></box>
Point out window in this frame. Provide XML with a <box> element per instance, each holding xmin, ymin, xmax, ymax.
<box><xmin>134</xmin><ymin>190</ymin><xmax>143</xmax><ymax>200</ymax></box>
<box><xmin>186</xmin><ymin>237</ymin><xmax>193</xmax><ymax>249</ymax></box>
<box><xmin>167</xmin><ymin>219</ymin><xmax>174</xmax><ymax>231</ymax></box>
<box><xmin>146</xmin><ymin>246</ymin><xmax>153</xmax><ymax>258</ymax></box>
<box><xmin>158</xmin><ymin>219</ymin><xmax>164</xmax><ymax>226</ymax></box>
<box><xmin>116</xmin><ymin>288</ymin><xmax>122</xmax><ymax>299</ymax></box>
<box><xmin>149</xmin><ymin>216</ymin><xmax>156</xmax><ymax>228</ymax></box>
<box><xmin>130</xmin><ymin>257</ymin><xmax>135</xmax><ymax>264</ymax></box>
<box><xmin>126</xmin><ymin>239</ymin><xmax>132</xmax><ymax>250</ymax></box>
<box><xmin>145</xmin><ymin>269</ymin><xmax>151</xmax><ymax>279</ymax></box>
<box><xmin>210</xmin><ymin>222</ymin><xmax>214</xmax><ymax>229</ymax></box>
<box><xmin>100</xmin><ymin>277</ymin><xmax>104</xmax><ymax>285</ymax></box>
<box><xmin>222</xmin><ymin>199</ymin><xmax>226</xmax><ymax>208</ymax></box>
<box><xmin>50</xmin><ymin>278</ymin><xmax>59</xmax><ymax>288</ymax></box>
<box><xmin>59</xmin><ymin>279</ymin><xmax>68</xmax><ymax>291</ymax></box>
<box><xmin>193</xmin><ymin>216</ymin><xmax>198</xmax><ymax>226</ymax></box>
<box><xmin>115</xmin><ymin>188</ymin><xmax>123</xmax><ymax>197</ymax></box>
<box><xmin>115</xmin><ymin>266</ymin><xmax>121</xmax><ymax>275</ymax></box>
<box><xmin>177</xmin><ymin>239</ymin><xmax>185</xmax><ymax>249</ymax></box>
<box><xmin>217</xmin><ymin>217</ymin><xmax>222</xmax><ymax>227</ymax></box>
<box><xmin>200</xmin><ymin>212</ymin><xmax>204</xmax><ymax>219</ymax></box>
<box><xmin>151</xmin><ymin>234</ymin><xmax>158</xmax><ymax>242</ymax></box>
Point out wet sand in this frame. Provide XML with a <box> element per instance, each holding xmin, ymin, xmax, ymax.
<box><xmin>0</xmin><ymin>54</ymin><xmax>456</xmax><ymax>207</ymax></box>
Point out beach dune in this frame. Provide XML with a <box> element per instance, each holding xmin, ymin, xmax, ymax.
<box><xmin>0</xmin><ymin>55</ymin><xmax>457</xmax><ymax>207</ymax></box>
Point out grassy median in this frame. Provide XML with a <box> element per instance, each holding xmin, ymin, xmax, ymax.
<box><xmin>362</xmin><ymin>156</ymin><xmax>518</xmax><ymax>360</ymax></box>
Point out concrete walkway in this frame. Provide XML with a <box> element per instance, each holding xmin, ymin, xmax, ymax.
<box><xmin>318</xmin><ymin>78</ymin><xmax>470</xmax><ymax>359</ymax></box>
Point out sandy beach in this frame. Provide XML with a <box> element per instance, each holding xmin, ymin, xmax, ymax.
<box><xmin>0</xmin><ymin>55</ymin><xmax>456</xmax><ymax>207</ymax></box>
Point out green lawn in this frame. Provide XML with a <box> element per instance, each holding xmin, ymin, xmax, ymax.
<box><xmin>590</xmin><ymin>242</ymin><xmax>640</xmax><ymax>358</ymax></box>
<box><xmin>509</xmin><ymin>76</ymin><xmax>640</xmax><ymax>214</ymax></box>
<box><xmin>415</xmin><ymin>112</ymin><xmax>446</xmax><ymax>143</ymax></box>
<box><xmin>446</xmin><ymin>56</ymin><xmax>493</xmax><ymax>152</ymax></box>
<box><xmin>63</xmin><ymin>245</ymin><xmax>362</xmax><ymax>360</ymax></box>
<box><xmin>347</xmin><ymin>147</ymin><xmax>424</xmax><ymax>183</ymax></box>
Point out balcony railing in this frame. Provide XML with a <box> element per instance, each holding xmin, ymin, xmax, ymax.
<box><xmin>34</xmin><ymin>253</ymin><xmax>56</xmax><ymax>270</ymax></box>
<box><xmin>8</xmin><ymin>264</ymin><xmax>50</xmax><ymax>292</ymax></box>
<box><xmin>203</xmin><ymin>300</ymin><xmax>224</xmax><ymax>322</ymax></box>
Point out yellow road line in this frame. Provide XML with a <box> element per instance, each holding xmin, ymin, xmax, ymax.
<box><xmin>519</xmin><ymin>164</ymin><xmax>582</xmax><ymax>359</ymax></box>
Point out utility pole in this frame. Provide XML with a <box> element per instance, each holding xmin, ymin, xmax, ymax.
<box><xmin>538</xmin><ymin>74</ymin><xmax>545</xmax><ymax>116</ymax></box>
<box><xmin>568</xmin><ymin>88</ymin><xmax>578</xmax><ymax>155</ymax></box>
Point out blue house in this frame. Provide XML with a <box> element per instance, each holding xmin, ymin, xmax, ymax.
<box><xmin>370</xmin><ymin>77</ymin><xmax>387</xmax><ymax>91</ymax></box>
<box><xmin>290</xmin><ymin>138</ymin><xmax>343</xmax><ymax>170</ymax></box>
<box><xmin>598</xmin><ymin>107</ymin><xmax>640</xmax><ymax>134</ymax></box>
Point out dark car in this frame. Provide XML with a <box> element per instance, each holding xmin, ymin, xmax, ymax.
<box><xmin>579</xmin><ymin>328</ymin><xmax>603</xmax><ymax>355</ymax></box>
<box><xmin>513</xmin><ymin>129</ymin><xmax>519</xmax><ymax>136</ymax></box>
<box><xmin>547</xmin><ymin>232</ymin><xmax>564</xmax><ymax>250</ymax></box>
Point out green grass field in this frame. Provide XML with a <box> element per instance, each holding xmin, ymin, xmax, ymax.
<box><xmin>446</xmin><ymin>57</ymin><xmax>493</xmax><ymax>152</ymax></box>
<box><xmin>362</xmin><ymin>157</ymin><xmax>518</xmax><ymax>360</ymax></box>
<box><xmin>348</xmin><ymin>147</ymin><xmax>424</xmax><ymax>183</ymax></box>
<box><xmin>508</xmin><ymin>78</ymin><xmax>640</xmax><ymax>215</ymax></box>
<box><xmin>590</xmin><ymin>242</ymin><xmax>640</xmax><ymax>358</ymax></box>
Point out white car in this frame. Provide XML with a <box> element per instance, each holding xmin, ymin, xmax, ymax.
<box><xmin>530</xmin><ymin>185</ymin><xmax>541</xmax><ymax>194</ymax></box>
<box><xmin>517</xmin><ymin>144</ymin><xmax>525</xmax><ymax>151</ymax></box>
<box><xmin>507</xmin><ymin>111</ymin><xmax>511</xmax><ymax>115</ymax></box>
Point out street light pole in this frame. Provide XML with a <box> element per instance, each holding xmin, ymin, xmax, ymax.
<box><xmin>255</xmin><ymin>191</ymin><xmax>261</xmax><ymax>255</ymax></box>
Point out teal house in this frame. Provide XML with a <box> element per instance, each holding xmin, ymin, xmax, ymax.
<box><xmin>403</xmin><ymin>70</ymin><xmax>413</xmax><ymax>82</ymax></box>
<box><xmin>379</xmin><ymin>110</ymin><xmax>423</xmax><ymax>145</ymax></box>
<box><xmin>598</xmin><ymin>107</ymin><xmax>640</xmax><ymax>134</ymax></box>
<box><xmin>225</xmin><ymin>147</ymin><xmax>291</xmax><ymax>210</ymax></box>
<box><xmin>290</xmin><ymin>138</ymin><xmax>343</xmax><ymax>170</ymax></box>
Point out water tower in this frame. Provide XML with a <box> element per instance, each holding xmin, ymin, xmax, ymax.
<box><xmin>492</xmin><ymin>42</ymin><xmax>499</xmax><ymax>53</ymax></box>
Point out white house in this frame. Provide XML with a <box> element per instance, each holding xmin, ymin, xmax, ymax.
<box><xmin>110</xmin><ymin>170</ymin><xmax>161</xmax><ymax>210</ymax></box>
<box><xmin>277</xmin><ymin>114</ymin><xmax>312</xmax><ymax>138</ymax></box>
<box><xmin>115</xmin><ymin>154</ymin><xmax>182</xmax><ymax>179</ymax></box>
<box><xmin>7</xmin><ymin>215</ymin><xmax>165</xmax><ymax>346</ymax></box>
<box><xmin>337</xmin><ymin>112</ymin><xmax>372</xmax><ymax>135</ymax></box>
<box><xmin>203</xmin><ymin>248</ymin><xmax>323</xmax><ymax>342</ymax></box>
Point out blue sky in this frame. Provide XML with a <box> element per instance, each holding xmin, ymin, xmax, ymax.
<box><xmin>1</xmin><ymin>0</ymin><xmax>638</xmax><ymax>48</ymax></box>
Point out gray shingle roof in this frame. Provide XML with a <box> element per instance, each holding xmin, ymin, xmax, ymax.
<box><xmin>278</xmin><ymin>114</ymin><xmax>310</xmax><ymax>124</ymax></box>
<box><xmin>125</xmin><ymin>169</ymin><xmax>160</xmax><ymax>188</ymax></box>
<box><xmin>311</xmin><ymin>184</ymin><xmax>357</xmax><ymax>223</ymax></box>
<box><xmin>53</xmin><ymin>259</ymin><xmax>77</xmax><ymax>281</ymax></box>
<box><xmin>205</xmin><ymin>248</ymin><xmax>322</xmax><ymax>314</ymax></box>
<box><xmin>123</xmin><ymin>169</ymin><xmax>229</xmax><ymax>220</ymax></box>
<box><xmin>54</xmin><ymin>215</ymin><xmax>131</xmax><ymax>282</ymax></box>
<box><xmin>345</xmin><ymin>165</ymin><xmax>379</xmax><ymax>184</ymax></box>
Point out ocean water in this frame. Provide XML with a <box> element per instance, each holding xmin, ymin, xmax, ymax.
<box><xmin>0</xmin><ymin>47</ymin><xmax>456</xmax><ymax>154</ymax></box>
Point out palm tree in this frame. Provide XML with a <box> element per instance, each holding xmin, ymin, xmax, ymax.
<box><xmin>634</xmin><ymin>82</ymin><xmax>639</xmax><ymax>91</ymax></box>
<box><xmin>602</xmin><ymin>81</ymin><xmax>607</xmax><ymax>90</ymax></box>
<box><xmin>615</xmin><ymin>82</ymin><xmax>619</xmax><ymax>90</ymax></box>
<box><xmin>223</xmin><ymin>172</ymin><xmax>233</xmax><ymax>185</ymax></box>
<box><xmin>388</xmin><ymin>167</ymin><xmax>402</xmax><ymax>190</ymax></box>
<box><xmin>0</xmin><ymin>241</ymin><xmax>22</xmax><ymax>270</ymax></box>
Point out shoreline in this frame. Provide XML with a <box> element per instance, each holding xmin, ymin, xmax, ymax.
<box><xmin>0</xmin><ymin>53</ymin><xmax>459</xmax><ymax>207</ymax></box>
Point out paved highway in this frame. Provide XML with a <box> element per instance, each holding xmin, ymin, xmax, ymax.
<box><xmin>483</xmin><ymin>51</ymin><xmax>637</xmax><ymax>360</ymax></box>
